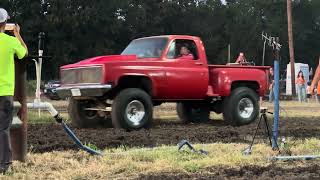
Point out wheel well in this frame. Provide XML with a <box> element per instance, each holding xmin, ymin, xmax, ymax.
<box><xmin>231</xmin><ymin>81</ymin><xmax>259</xmax><ymax>92</ymax></box>
<box><xmin>111</xmin><ymin>76</ymin><xmax>153</xmax><ymax>97</ymax></box>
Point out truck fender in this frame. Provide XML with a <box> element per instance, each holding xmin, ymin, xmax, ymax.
<box><xmin>115</xmin><ymin>74</ymin><xmax>156</xmax><ymax>96</ymax></box>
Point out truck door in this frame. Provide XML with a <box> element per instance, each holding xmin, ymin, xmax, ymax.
<box><xmin>163</xmin><ymin>39</ymin><xmax>209</xmax><ymax>99</ymax></box>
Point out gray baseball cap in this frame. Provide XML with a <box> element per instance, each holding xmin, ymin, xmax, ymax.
<box><xmin>0</xmin><ymin>8</ymin><xmax>10</xmax><ymax>23</ymax></box>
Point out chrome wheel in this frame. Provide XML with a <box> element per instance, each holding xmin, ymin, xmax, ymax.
<box><xmin>125</xmin><ymin>100</ymin><xmax>145</xmax><ymax>126</ymax></box>
<box><xmin>238</xmin><ymin>98</ymin><xmax>254</xmax><ymax>119</ymax></box>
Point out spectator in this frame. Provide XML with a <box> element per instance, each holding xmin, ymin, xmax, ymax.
<box><xmin>269</xmin><ymin>68</ymin><xmax>274</xmax><ymax>103</ymax></box>
<box><xmin>306</xmin><ymin>81</ymin><xmax>312</xmax><ymax>102</ymax></box>
<box><xmin>235</xmin><ymin>52</ymin><xmax>247</xmax><ymax>64</ymax></box>
<box><xmin>295</xmin><ymin>70</ymin><xmax>306</xmax><ymax>102</ymax></box>
<box><xmin>309</xmin><ymin>67</ymin><xmax>314</xmax><ymax>81</ymax></box>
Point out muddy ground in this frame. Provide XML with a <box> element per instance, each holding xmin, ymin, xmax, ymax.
<box><xmin>27</xmin><ymin>103</ymin><xmax>320</xmax><ymax>179</ymax></box>
<box><xmin>28</xmin><ymin>116</ymin><xmax>320</xmax><ymax>153</ymax></box>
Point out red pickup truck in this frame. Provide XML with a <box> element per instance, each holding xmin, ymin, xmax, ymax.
<box><xmin>57</xmin><ymin>35</ymin><xmax>270</xmax><ymax>130</ymax></box>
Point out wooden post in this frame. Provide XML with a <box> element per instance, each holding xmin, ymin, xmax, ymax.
<box><xmin>287</xmin><ymin>0</ymin><xmax>296</xmax><ymax>96</ymax></box>
<box><xmin>11</xmin><ymin>59</ymin><xmax>28</xmax><ymax>162</ymax></box>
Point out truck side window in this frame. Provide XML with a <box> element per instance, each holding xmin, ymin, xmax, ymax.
<box><xmin>167</xmin><ymin>39</ymin><xmax>199</xmax><ymax>60</ymax></box>
<box><xmin>166</xmin><ymin>41</ymin><xmax>176</xmax><ymax>59</ymax></box>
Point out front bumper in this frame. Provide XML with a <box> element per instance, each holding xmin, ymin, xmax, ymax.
<box><xmin>56</xmin><ymin>84</ymin><xmax>112</xmax><ymax>98</ymax></box>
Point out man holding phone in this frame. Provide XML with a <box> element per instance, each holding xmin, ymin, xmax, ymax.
<box><xmin>0</xmin><ymin>8</ymin><xmax>28</xmax><ymax>173</ymax></box>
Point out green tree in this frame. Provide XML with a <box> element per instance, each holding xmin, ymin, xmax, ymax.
<box><xmin>1</xmin><ymin>0</ymin><xmax>320</xmax><ymax>80</ymax></box>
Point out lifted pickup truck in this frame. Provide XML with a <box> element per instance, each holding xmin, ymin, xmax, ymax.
<box><xmin>57</xmin><ymin>35</ymin><xmax>270</xmax><ymax>130</ymax></box>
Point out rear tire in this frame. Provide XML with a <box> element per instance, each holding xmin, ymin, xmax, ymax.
<box><xmin>176</xmin><ymin>102</ymin><xmax>210</xmax><ymax>123</ymax></box>
<box><xmin>68</xmin><ymin>98</ymin><xmax>104</xmax><ymax>128</ymax></box>
<box><xmin>223</xmin><ymin>87</ymin><xmax>259</xmax><ymax>126</ymax></box>
<box><xmin>111</xmin><ymin>88</ymin><xmax>153</xmax><ymax>130</ymax></box>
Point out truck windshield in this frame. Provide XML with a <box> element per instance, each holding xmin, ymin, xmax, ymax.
<box><xmin>121</xmin><ymin>38</ymin><xmax>168</xmax><ymax>58</ymax></box>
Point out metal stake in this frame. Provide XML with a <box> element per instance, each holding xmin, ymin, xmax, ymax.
<box><xmin>261</xmin><ymin>33</ymin><xmax>282</xmax><ymax>150</ymax></box>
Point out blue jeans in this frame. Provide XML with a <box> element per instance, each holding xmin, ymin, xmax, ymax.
<box><xmin>297</xmin><ymin>84</ymin><xmax>306</xmax><ymax>102</ymax></box>
<box><xmin>269</xmin><ymin>88</ymin><xmax>274</xmax><ymax>103</ymax></box>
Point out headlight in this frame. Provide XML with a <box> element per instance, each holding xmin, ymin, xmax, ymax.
<box><xmin>61</xmin><ymin>66</ymin><xmax>103</xmax><ymax>85</ymax></box>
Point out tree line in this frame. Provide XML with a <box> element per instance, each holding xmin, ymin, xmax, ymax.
<box><xmin>1</xmin><ymin>0</ymin><xmax>320</xmax><ymax>80</ymax></box>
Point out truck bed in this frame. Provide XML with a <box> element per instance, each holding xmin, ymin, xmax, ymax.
<box><xmin>208</xmin><ymin>65</ymin><xmax>270</xmax><ymax>97</ymax></box>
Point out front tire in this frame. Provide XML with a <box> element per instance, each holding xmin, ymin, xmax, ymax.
<box><xmin>223</xmin><ymin>87</ymin><xmax>259</xmax><ymax>126</ymax></box>
<box><xmin>68</xmin><ymin>98</ymin><xmax>103</xmax><ymax>128</ymax></box>
<box><xmin>111</xmin><ymin>88</ymin><xmax>153</xmax><ymax>130</ymax></box>
<box><xmin>176</xmin><ymin>102</ymin><xmax>210</xmax><ymax>123</ymax></box>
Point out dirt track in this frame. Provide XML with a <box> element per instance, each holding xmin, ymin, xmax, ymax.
<box><xmin>28</xmin><ymin>115</ymin><xmax>320</xmax><ymax>153</ymax></box>
<box><xmin>27</xmin><ymin>119</ymin><xmax>320</xmax><ymax>180</ymax></box>
<box><xmin>26</xmin><ymin>104</ymin><xmax>320</xmax><ymax>179</ymax></box>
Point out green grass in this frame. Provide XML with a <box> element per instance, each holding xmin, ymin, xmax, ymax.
<box><xmin>27</xmin><ymin>111</ymin><xmax>69</xmax><ymax>124</ymax></box>
<box><xmin>2</xmin><ymin>139</ymin><xmax>320</xmax><ymax>179</ymax></box>
<box><xmin>84</xmin><ymin>143</ymin><xmax>100</xmax><ymax>152</ymax></box>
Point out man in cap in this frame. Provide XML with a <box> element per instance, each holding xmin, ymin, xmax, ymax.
<box><xmin>0</xmin><ymin>8</ymin><xmax>28</xmax><ymax>173</ymax></box>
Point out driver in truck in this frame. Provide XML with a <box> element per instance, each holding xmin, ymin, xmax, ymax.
<box><xmin>0</xmin><ymin>8</ymin><xmax>28</xmax><ymax>174</ymax></box>
<box><xmin>177</xmin><ymin>45</ymin><xmax>194</xmax><ymax>60</ymax></box>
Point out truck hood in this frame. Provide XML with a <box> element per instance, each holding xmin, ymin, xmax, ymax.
<box><xmin>61</xmin><ymin>55</ymin><xmax>137</xmax><ymax>69</ymax></box>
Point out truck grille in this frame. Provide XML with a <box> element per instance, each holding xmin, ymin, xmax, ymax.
<box><xmin>61</xmin><ymin>66</ymin><xmax>103</xmax><ymax>85</ymax></box>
